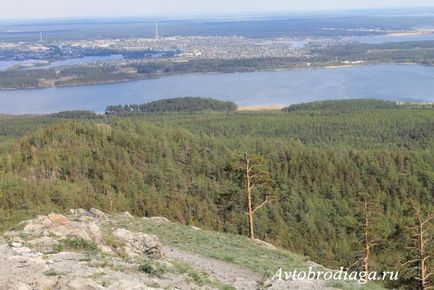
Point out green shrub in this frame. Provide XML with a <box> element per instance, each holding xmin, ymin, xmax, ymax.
<box><xmin>43</xmin><ymin>268</ymin><xmax>64</xmax><ymax>276</ymax></box>
<box><xmin>138</xmin><ymin>261</ymin><xmax>165</xmax><ymax>277</ymax></box>
<box><xmin>63</xmin><ymin>237</ymin><xmax>100</xmax><ymax>255</ymax></box>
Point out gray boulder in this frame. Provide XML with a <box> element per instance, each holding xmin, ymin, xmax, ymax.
<box><xmin>66</xmin><ymin>278</ymin><xmax>106</xmax><ymax>290</ymax></box>
<box><xmin>89</xmin><ymin>208</ymin><xmax>106</xmax><ymax>219</ymax></box>
<box><xmin>112</xmin><ymin>228</ymin><xmax>163</xmax><ymax>259</ymax></box>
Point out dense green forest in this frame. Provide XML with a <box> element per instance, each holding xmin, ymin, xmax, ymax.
<box><xmin>313</xmin><ymin>41</ymin><xmax>434</xmax><ymax>65</ymax></box>
<box><xmin>48</xmin><ymin>110</ymin><xmax>99</xmax><ymax>119</ymax></box>
<box><xmin>106</xmin><ymin>97</ymin><xmax>238</xmax><ymax>114</ymax></box>
<box><xmin>0</xmin><ymin>99</ymin><xmax>433</xmax><ymax>289</ymax></box>
<box><xmin>282</xmin><ymin>99</ymin><xmax>399</xmax><ymax>112</ymax></box>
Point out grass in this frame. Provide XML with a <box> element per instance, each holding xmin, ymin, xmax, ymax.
<box><xmin>330</xmin><ymin>280</ymin><xmax>385</xmax><ymax>290</ymax></box>
<box><xmin>171</xmin><ymin>260</ymin><xmax>235</xmax><ymax>290</ymax></box>
<box><xmin>101</xmin><ymin>231</ymin><xmax>123</xmax><ymax>249</ymax></box>
<box><xmin>115</xmin><ymin>217</ymin><xmax>308</xmax><ymax>278</ymax></box>
<box><xmin>101</xmin><ymin>230</ymin><xmax>129</xmax><ymax>258</ymax></box>
<box><xmin>43</xmin><ymin>268</ymin><xmax>65</xmax><ymax>276</ymax></box>
<box><xmin>54</xmin><ymin>236</ymin><xmax>100</xmax><ymax>256</ymax></box>
<box><xmin>65</xmin><ymin>237</ymin><xmax>99</xmax><ymax>253</ymax></box>
<box><xmin>136</xmin><ymin>258</ymin><xmax>235</xmax><ymax>289</ymax></box>
<box><xmin>113</xmin><ymin>216</ymin><xmax>385</xmax><ymax>290</ymax></box>
<box><xmin>147</xmin><ymin>282</ymin><xmax>161</xmax><ymax>288</ymax></box>
<box><xmin>138</xmin><ymin>260</ymin><xmax>166</xmax><ymax>277</ymax></box>
<box><xmin>8</xmin><ymin>221</ymin><xmax>27</xmax><ymax>232</ymax></box>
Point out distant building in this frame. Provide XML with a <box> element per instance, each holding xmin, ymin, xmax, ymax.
<box><xmin>155</xmin><ymin>20</ymin><xmax>160</xmax><ymax>40</ymax></box>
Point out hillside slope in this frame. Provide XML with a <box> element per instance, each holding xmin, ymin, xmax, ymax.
<box><xmin>0</xmin><ymin>209</ymin><xmax>380</xmax><ymax>290</ymax></box>
<box><xmin>0</xmin><ymin>105</ymin><xmax>433</xmax><ymax>288</ymax></box>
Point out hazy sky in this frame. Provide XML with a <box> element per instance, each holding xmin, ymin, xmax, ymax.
<box><xmin>3</xmin><ymin>0</ymin><xmax>434</xmax><ymax>19</ymax></box>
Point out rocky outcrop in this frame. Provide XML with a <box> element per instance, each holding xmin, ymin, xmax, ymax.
<box><xmin>48</xmin><ymin>213</ymin><xmax>71</xmax><ymax>225</ymax></box>
<box><xmin>0</xmin><ymin>209</ymin><xmax>334</xmax><ymax>290</ymax></box>
<box><xmin>112</xmin><ymin>228</ymin><xmax>163</xmax><ymax>259</ymax></box>
<box><xmin>143</xmin><ymin>216</ymin><xmax>171</xmax><ymax>225</ymax></box>
<box><xmin>253</xmin><ymin>239</ymin><xmax>277</xmax><ymax>250</ymax></box>
<box><xmin>0</xmin><ymin>209</ymin><xmax>170</xmax><ymax>290</ymax></box>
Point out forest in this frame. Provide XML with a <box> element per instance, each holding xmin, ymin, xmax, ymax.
<box><xmin>282</xmin><ymin>99</ymin><xmax>399</xmax><ymax>112</ymax></box>
<box><xmin>0</xmin><ymin>99</ymin><xmax>433</xmax><ymax>289</ymax></box>
<box><xmin>105</xmin><ymin>97</ymin><xmax>238</xmax><ymax>114</ymax></box>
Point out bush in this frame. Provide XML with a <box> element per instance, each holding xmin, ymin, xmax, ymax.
<box><xmin>63</xmin><ymin>237</ymin><xmax>100</xmax><ymax>255</ymax></box>
<box><xmin>43</xmin><ymin>268</ymin><xmax>64</xmax><ymax>276</ymax></box>
<box><xmin>138</xmin><ymin>261</ymin><xmax>165</xmax><ymax>277</ymax></box>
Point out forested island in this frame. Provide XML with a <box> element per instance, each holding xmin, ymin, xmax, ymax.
<box><xmin>0</xmin><ymin>99</ymin><xmax>433</xmax><ymax>289</ymax></box>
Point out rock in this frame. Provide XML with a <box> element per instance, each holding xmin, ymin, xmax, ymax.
<box><xmin>70</xmin><ymin>208</ymin><xmax>87</xmax><ymax>214</ymax></box>
<box><xmin>112</xmin><ymin>228</ymin><xmax>163</xmax><ymax>259</ymax></box>
<box><xmin>11</xmin><ymin>242</ymin><xmax>22</xmax><ymax>248</ymax></box>
<box><xmin>1</xmin><ymin>282</ymin><xmax>32</xmax><ymax>290</ymax></box>
<box><xmin>305</xmin><ymin>260</ymin><xmax>323</xmax><ymax>269</ymax></box>
<box><xmin>87</xmin><ymin>222</ymin><xmax>102</xmax><ymax>240</ymax></box>
<box><xmin>0</xmin><ymin>244</ymin><xmax>13</xmax><ymax>257</ymax></box>
<box><xmin>121</xmin><ymin>211</ymin><xmax>133</xmax><ymax>218</ymax></box>
<box><xmin>2</xmin><ymin>255</ymin><xmax>49</xmax><ymax>288</ymax></box>
<box><xmin>149</xmin><ymin>217</ymin><xmax>170</xmax><ymax>225</ymax></box>
<box><xmin>86</xmin><ymin>222</ymin><xmax>113</xmax><ymax>254</ymax></box>
<box><xmin>268</xmin><ymin>279</ymin><xmax>333</xmax><ymax>290</ymax></box>
<box><xmin>27</xmin><ymin>236</ymin><xmax>57</xmax><ymax>251</ymax></box>
<box><xmin>66</xmin><ymin>278</ymin><xmax>106</xmax><ymax>290</ymax></box>
<box><xmin>70</xmin><ymin>208</ymin><xmax>88</xmax><ymax>216</ymax></box>
<box><xmin>89</xmin><ymin>208</ymin><xmax>106</xmax><ymax>218</ymax></box>
<box><xmin>23</xmin><ymin>215</ymin><xmax>53</xmax><ymax>233</ymax></box>
<box><xmin>70</xmin><ymin>208</ymin><xmax>98</xmax><ymax>222</ymax></box>
<box><xmin>253</xmin><ymin>239</ymin><xmax>277</xmax><ymax>250</ymax></box>
<box><xmin>11</xmin><ymin>246</ymin><xmax>32</xmax><ymax>255</ymax></box>
<box><xmin>48</xmin><ymin>213</ymin><xmax>71</xmax><ymax>225</ymax></box>
<box><xmin>109</xmin><ymin>280</ymin><xmax>157</xmax><ymax>289</ymax></box>
<box><xmin>0</xmin><ymin>209</ymin><xmax>275</xmax><ymax>290</ymax></box>
<box><xmin>234</xmin><ymin>277</ymin><xmax>258</xmax><ymax>290</ymax></box>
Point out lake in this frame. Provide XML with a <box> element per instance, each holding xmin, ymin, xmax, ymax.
<box><xmin>1</xmin><ymin>64</ymin><xmax>434</xmax><ymax>114</ymax></box>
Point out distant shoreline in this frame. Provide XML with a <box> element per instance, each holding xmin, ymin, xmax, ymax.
<box><xmin>238</xmin><ymin>104</ymin><xmax>285</xmax><ymax>111</ymax></box>
<box><xmin>0</xmin><ymin>62</ymin><xmax>431</xmax><ymax>91</ymax></box>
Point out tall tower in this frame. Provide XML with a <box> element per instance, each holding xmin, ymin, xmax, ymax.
<box><xmin>39</xmin><ymin>31</ymin><xmax>43</xmax><ymax>42</ymax></box>
<box><xmin>154</xmin><ymin>20</ymin><xmax>160</xmax><ymax>40</ymax></box>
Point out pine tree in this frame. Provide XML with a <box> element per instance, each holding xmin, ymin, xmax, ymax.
<box><xmin>231</xmin><ymin>151</ymin><xmax>273</xmax><ymax>240</ymax></box>
<box><xmin>350</xmin><ymin>192</ymin><xmax>381</xmax><ymax>273</ymax></box>
<box><xmin>404</xmin><ymin>204</ymin><xmax>434</xmax><ymax>290</ymax></box>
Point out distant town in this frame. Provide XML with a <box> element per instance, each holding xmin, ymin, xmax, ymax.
<box><xmin>2</xmin><ymin>16</ymin><xmax>434</xmax><ymax>89</ymax></box>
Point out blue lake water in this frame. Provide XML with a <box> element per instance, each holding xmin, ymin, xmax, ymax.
<box><xmin>1</xmin><ymin>64</ymin><xmax>434</xmax><ymax>114</ymax></box>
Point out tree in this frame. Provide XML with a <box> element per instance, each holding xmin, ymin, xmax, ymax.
<box><xmin>405</xmin><ymin>204</ymin><xmax>434</xmax><ymax>290</ymax></box>
<box><xmin>350</xmin><ymin>192</ymin><xmax>380</xmax><ymax>273</ymax></box>
<box><xmin>232</xmin><ymin>151</ymin><xmax>273</xmax><ymax>240</ymax></box>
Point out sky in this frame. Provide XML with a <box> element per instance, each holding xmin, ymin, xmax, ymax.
<box><xmin>3</xmin><ymin>0</ymin><xmax>434</xmax><ymax>20</ymax></box>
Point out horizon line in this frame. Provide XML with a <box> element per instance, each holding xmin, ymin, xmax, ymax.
<box><xmin>2</xmin><ymin>6</ymin><xmax>434</xmax><ymax>23</ymax></box>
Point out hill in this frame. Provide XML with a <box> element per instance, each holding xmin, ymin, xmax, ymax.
<box><xmin>0</xmin><ymin>209</ymin><xmax>380</xmax><ymax>289</ymax></box>
<box><xmin>0</xmin><ymin>105</ymin><xmax>433</xmax><ymax>288</ymax></box>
